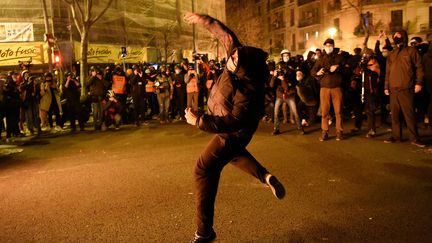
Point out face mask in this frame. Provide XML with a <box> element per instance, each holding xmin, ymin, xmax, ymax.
<box><xmin>283</xmin><ymin>57</ymin><xmax>289</xmax><ymax>62</ymax></box>
<box><xmin>324</xmin><ymin>47</ymin><xmax>334</xmax><ymax>54</ymax></box>
<box><xmin>393</xmin><ymin>37</ymin><xmax>403</xmax><ymax>45</ymax></box>
<box><xmin>175</xmin><ymin>70</ymin><xmax>181</xmax><ymax>74</ymax></box>
<box><xmin>226</xmin><ymin>56</ymin><xmax>237</xmax><ymax>72</ymax></box>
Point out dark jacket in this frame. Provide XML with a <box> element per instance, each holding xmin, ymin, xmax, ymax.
<box><xmin>129</xmin><ymin>73</ymin><xmax>146</xmax><ymax>97</ymax></box>
<box><xmin>195</xmin><ymin>15</ymin><xmax>268</xmax><ymax>135</ymax></box>
<box><xmin>311</xmin><ymin>49</ymin><xmax>345</xmax><ymax>88</ymax></box>
<box><xmin>86</xmin><ymin>76</ymin><xmax>105</xmax><ymax>99</ymax></box>
<box><xmin>385</xmin><ymin>30</ymin><xmax>424</xmax><ymax>91</ymax></box>
<box><xmin>296</xmin><ymin>75</ymin><xmax>318</xmax><ymax>106</ymax></box>
<box><xmin>269</xmin><ymin>75</ymin><xmax>296</xmax><ymax>99</ymax></box>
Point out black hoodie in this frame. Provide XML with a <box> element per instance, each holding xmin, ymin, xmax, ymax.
<box><xmin>385</xmin><ymin>29</ymin><xmax>424</xmax><ymax>91</ymax></box>
<box><xmin>194</xmin><ymin>15</ymin><xmax>268</xmax><ymax>134</ymax></box>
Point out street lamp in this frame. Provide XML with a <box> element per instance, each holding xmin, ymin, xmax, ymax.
<box><xmin>328</xmin><ymin>27</ymin><xmax>337</xmax><ymax>39</ymax></box>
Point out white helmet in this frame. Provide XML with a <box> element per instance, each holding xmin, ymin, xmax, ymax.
<box><xmin>280</xmin><ymin>49</ymin><xmax>290</xmax><ymax>56</ymax></box>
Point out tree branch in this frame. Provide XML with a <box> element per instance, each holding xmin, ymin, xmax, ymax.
<box><xmin>73</xmin><ymin>0</ymin><xmax>85</xmax><ymax>24</ymax></box>
<box><xmin>63</xmin><ymin>0</ymin><xmax>83</xmax><ymax>36</ymax></box>
<box><xmin>346</xmin><ymin>0</ymin><xmax>360</xmax><ymax>13</ymax></box>
<box><xmin>90</xmin><ymin>0</ymin><xmax>114</xmax><ymax>26</ymax></box>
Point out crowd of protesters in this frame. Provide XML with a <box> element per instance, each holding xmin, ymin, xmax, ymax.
<box><xmin>0</xmin><ymin>30</ymin><xmax>431</xmax><ymax>147</ymax></box>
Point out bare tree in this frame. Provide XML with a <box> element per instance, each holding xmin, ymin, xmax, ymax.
<box><xmin>63</xmin><ymin>0</ymin><xmax>114</xmax><ymax>97</ymax></box>
<box><xmin>40</xmin><ymin>0</ymin><xmax>54</xmax><ymax>72</ymax></box>
<box><xmin>347</xmin><ymin>0</ymin><xmax>373</xmax><ymax>49</ymax></box>
<box><xmin>156</xmin><ymin>23</ymin><xmax>178</xmax><ymax>63</ymax></box>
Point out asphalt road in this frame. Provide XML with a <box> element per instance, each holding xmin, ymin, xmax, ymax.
<box><xmin>1</xmin><ymin>120</ymin><xmax>432</xmax><ymax>242</ymax></box>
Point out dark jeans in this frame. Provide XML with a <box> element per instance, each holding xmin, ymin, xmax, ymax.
<box><xmin>133</xmin><ymin>95</ymin><xmax>147</xmax><ymax>123</ymax></box>
<box><xmin>298</xmin><ymin>101</ymin><xmax>317</xmax><ymax>124</ymax></box>
<box><xmin>389</xmin><ymin>89</ymin><xmax>419</xmax><ymax>141</ymax></box>
<box><xmin>5</xmin><ymin>106</ymin><xmax>20</xmax><ymax>138</ymax></box>
<box><xmin>194</xmin><ymin>131</ymin><xmax>269</xmax><ymax>236</ymax></box>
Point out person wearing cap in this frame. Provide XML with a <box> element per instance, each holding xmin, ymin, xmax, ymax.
<box><xmin>184</xmin><ymin>12</ymin><xmax>285</xmax><ymax>242</ymax></box>
<box><xmin>311</xmin><ymin>38</ymin><xmax>346</xmax><ymax>141</ymax></box>
<box><xmin>63</xmin><ymin>72</ymin><xmax>81</xmax><ymax>131</ymax></box>
<box><xmin>85</xmin><ymin>67</ymin><xmax>106</xmax><ymax>130</ymax></box>
<box><xmin>384</xmin><ymin>30</ymin><xmax>426</xmax><ymax>147</ymax></box>
<box><xmin>39</xmin><ymin>72</ymin><xmax>63</xmax><ymax>132</ymax></box>
<box><xmin>19</xmin><ymin>73</ymin><xmax>41</xmax><ymax>135</ymax></box>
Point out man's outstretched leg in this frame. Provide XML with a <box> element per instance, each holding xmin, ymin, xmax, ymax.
<box><xmin>191</xmin><ymin>135</ymin><xmax>285</xmax><ymax>243</ymax></box>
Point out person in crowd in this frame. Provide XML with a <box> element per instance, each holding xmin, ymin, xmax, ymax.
<box><xmin>185</xmin><ymin>66</ymin><xmax>199</xmax><ymax>114</ymax></box>
<box><xmin>4</xmin><ymin>72</ymin><xmax>22</xmax><ymax>141</ymax></box>
<box><xmin>312</xmin><ymin>38</ymin><xmax>346</xmax><ymax>141</ymax></box>
<box><xmin>111</xmin><ymin>66</ymin><xmax>128</xmax><ymax>122</ymax></box>
<box><xmin>295</xmin><ymin>66</ymin><xmax>319</xmax><ymax>129</ymax></box>
<box><xmin>0</xmin><ymin>73</ymin><xmax>5</xmax><ymax>139</ymax></box>
<box><xmin>155</xmin><ymin>67</ymin><xmax>172</xmax><ymax>124</ymax></box>
<box><xmin>351</xmin><ymin>50</ymin><xmax>381</xmax><ymax>138</ymax></box>
<box><xmin>171</xmin><ymin>64</ymin><xmax>187</xmax><ymax>120</ymax></box>
<box><xmin>103</xmin><ymin>66</ymin><xmax>113</xmax><ymax>88</ymax></box>
<box><xmin>375</xmin><ymin>31</ymin><xmax>393</xmax><ymax>126</ymax></box>
<box><xmin>86</xmin><ymin>67</ymin><xmax>106</xmax><ymax>130</ymax></box>
<box><xmin>262</xmin><ymin>61</ymin><xmax>276</xmax><ymax>123</ymax></box>
<box><xmin>184</xmin><ymin>12</ymin><xmax>285</xmax><ymax>243</ymax></box>
<box><xmin>101</xmin><ymin>90</ymin><xmax>121</xmax><ymax>131</ymax></box>
<box><xmin>270</xmin><ymin>69</ymin><xmax>303</xmax><ymax>135</ymax></box>
<box><xmin>40</xmin><ymin>72</ymin><xmax>63</xmax><ymax>131</ymax></box>
<box><xmin>145</xmin><ymin>67</ymin><xmax>159</xmax><ymax>119</ymax></box>
<box><xmin>129</xmin><ymin>65</ymin><xmax>147</xmax><ymax>126</ymax></box>
<box><xmin>20</xmin><ymin>74</ymin><xmax>41</xmax><ymax>135</ymax></box>
<box><xmin>384</xmin><ymin>30</ymin><xmax>425</xmax><ymax>147</ymax></box>
<box><xmin>423</xmin><ymin>37</ymin><xmax>432</xmax><ymax>128</ymax></box>
<box><xmin>63</xmin><ymin>72</ymin><xmax>81</xmax><ymax>132</ymax></box>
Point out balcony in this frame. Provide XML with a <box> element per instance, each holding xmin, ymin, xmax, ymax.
<box><xmin>298</xmin><ymin>17</ymin><xmax>320</xmax><ymax>28</ymax></box>
<box><xmin>298</xmin><ymin>0</ymin><xmax>316</xmax><ymax>6</ymax></box>
<box><xmin>362</xmin><ymin>0</ymin><xmax>407</xmax><ymax>5</ymax></box>
<box><xmin>270</xmin><ymin>0</ymin><xmax>284</xmax><ymax>9</ymax></box>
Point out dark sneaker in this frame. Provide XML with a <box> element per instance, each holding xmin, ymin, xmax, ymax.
<box><xmin>319</xmin><ymin>132</ymin><xmax>328</xmax><ymax>142</ymax></box>
<box><xmin>265</xmin><ymin>174</ymin><xmax>285</xmax><ymax>199</ymax></box>
<box><xmin>350</xmin><ymin>127</ymin><xmax>360</xmax><ymax>133</ymax></box>
<box><xmin>190</xmin><ymin>230</ymin><xmax>216</xmax><ymax>243</ymax></box>
<box><xmin>272</xmin><ymin>129</ymin><xmax>281</xmax><ymax>135</ymax></box>
<box><xmin>336</xmin><ymin>132</ymin><xmax>344</xmax><ymax>141</ymax></box>
<box><xmin>298</xmin><ymin>126</ymin><xmax>305</xmax><ymax>135</ymax></box>
<box><xmin>411</xmin><ymin>140</ymin><xmax>426</xmax><ymax>148</ymax></box>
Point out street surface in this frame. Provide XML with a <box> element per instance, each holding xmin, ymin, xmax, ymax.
<box><xmin>1</xmin><ymin>120</ymin><xmax>432</xmax><ymax>242</ymax></box>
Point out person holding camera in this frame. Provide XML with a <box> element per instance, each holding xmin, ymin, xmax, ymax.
<box><xmin>85</xmin><ymin>67</ymin><xmax>106</xmax><ymax>130</ymax></box>
<box><xmin>63</xmin><ymin>72</ymin><xmax>81</xmax><ymax>132</ymax></box>
<box><xmin>311</xmin><ymin>38</ymin><xmax>346</xmax><ymax>141</ymax></box>
<box><xmin>20</xmin><ymin>74</ymin><xmax>41</xmax><ymax>135</ymax></box>
<box><xmin>129</xmin><ymin>66</ymin><xmax>147</xmax><ymax>126</ymax></box>
<box><xmin>185</xmin><ymin>65</ymin><xmax>199</xmax><ymax>114</ymax></box>
<box><xmin>39</xmin><ymin>72</ymin><xmax>62</xmax><ymax>132</ymax></box>
<box><xmin>270</xmin><ymin>69</ymin><xmax>303</xmax><ymax>135</ymax></box>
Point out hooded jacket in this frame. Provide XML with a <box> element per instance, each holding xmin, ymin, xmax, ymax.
<box><xmin>194</xmin><ymin>15</ymin><xmax>268</xmax><ymax>134</ymax></box>
<box><xmin>385</xmin><ymin>30</ymin><xmax>424</xmax><ymax>91</ymax></box>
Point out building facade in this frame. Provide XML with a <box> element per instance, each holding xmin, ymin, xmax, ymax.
<box><xmin>226</xmin><ymin>0</ymin><xmax>432</xmax><ymax>60</ymax></box>
<box><xmin>0</xmin><ymin>0</ymin><xmax>226</xmax><ymax>70</ymax></box>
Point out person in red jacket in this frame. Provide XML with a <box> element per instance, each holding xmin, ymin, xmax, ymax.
<box><xmin>184</xmin><ymin>12</ymin><xmax>285</xmax><ymax>243</ymax></box>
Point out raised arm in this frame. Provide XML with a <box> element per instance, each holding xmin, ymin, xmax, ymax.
<box><xmin>184</xmin><ymin>12</ymin><xmax>242</xmax><ymax>56</ymax></box>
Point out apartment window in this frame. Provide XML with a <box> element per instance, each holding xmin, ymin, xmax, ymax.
<box><xmin>334</xmin><ymin>18</ymin><xmax>340</xmax><ymax>30</ymax></box>
<box><xmin>430</xmin><ymin>7</ymin><xmax>432</xmax><ymax>29</ymax></box>
<box><xmin>391</xmin><ymin>10</ymin><xmax>403</xmax><ymax>32</ymax></box>
<box><xmin>315</xmin><ymin>31</ymin><xmax>319</xmax><ymax>39</ymax></box>
<box><xmin>290</xmin><ymin>8</ymin><xmax>295</xmax><ymax>27</ymax></box>
<box><xmin>292</xmin><ymin>33</ymin><xmax>296</xmax><ymax>51</ymax></box>
<box><xmin>305</xmin><ymin>32</ymin><xmax>309</xmax><ymax>41</ymax></box>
